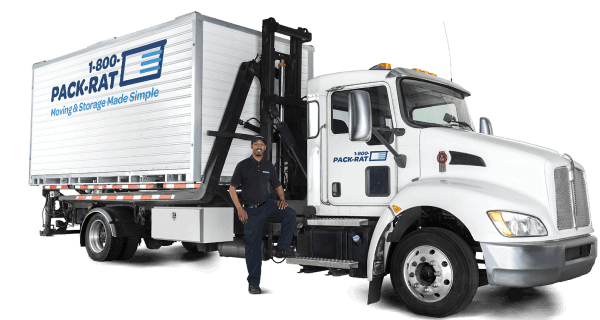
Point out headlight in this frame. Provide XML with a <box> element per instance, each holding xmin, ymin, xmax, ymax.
<box><xmin>487</xmin><ymin>211</ymin><xmax>548</xmax><ymax>237</ymax></box>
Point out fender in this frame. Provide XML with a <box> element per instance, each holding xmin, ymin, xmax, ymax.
<box><xmin>365</xmin><ymin>177</ymin><xmax>553</xmax><ymax>301</ymax></box>
<box><xmin>386</xmin><ymin>206</ymin><xmax>422</xmax><ymax>243</ymax></box>
<box><xmin>79</xmin><ymin>206</ymin><xmax>149</xmax><ymax>246</ymax></box>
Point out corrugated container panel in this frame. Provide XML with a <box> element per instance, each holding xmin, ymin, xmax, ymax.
<box><xmin>29</xmin><ymin>13</ymin><xmax>314</xmax><ymax>185</ymax></box>
<box><xmin>30</xmin><ymin>17</ymin><xmax>196</xmax><ymax>183</ymax></box>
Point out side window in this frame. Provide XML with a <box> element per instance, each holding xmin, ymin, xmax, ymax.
<box><xmin>331</xmin><ymin>92</ymin><xmax>350</xmax><ymax>134</ymax></box>
<box><xmin>330</xmin><ymin>86</ymin><xmax>393</xmax><ymax>145</ymax></box>
<box><xmin>365</xmin><ymin>166</ymin><xmax>390</xmax><ymax>197</ymax></box>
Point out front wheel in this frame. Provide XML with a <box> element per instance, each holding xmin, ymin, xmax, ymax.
<box><xmin>390</xmin><ymin>228</ymin><xmax>479</xmax><ymax>317</ymax></box>
<box><xmin>85</xmin><ymin>214</ymin><xmax>124</xmax><ymax>261</ymax></box>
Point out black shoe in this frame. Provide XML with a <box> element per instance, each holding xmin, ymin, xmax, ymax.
<box><xmin>248</xmin><ymin>285</ymin><xmax>262</xmax><ymax>294</ymax></box>
<box><xmin>275</xmin><ymin>248</ymin><xmax>296</xmax><ymax>258</ymax></box>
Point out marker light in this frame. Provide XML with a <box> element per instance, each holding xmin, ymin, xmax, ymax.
<box><xmin>392</xmin><ymin>205</ymin><xmax>402</xmax><ymax>213</ymax></box>
<box><xmin>369</xmin><ymin>63</ymin><xmax>391</xmax><ymax>70</ymax></box>
<box><xmin>488</xmin><ymin>211</ymin><xmax>513</xmax><ymax>236</ymax></box>
<box><xmin>379</xmin><ymin>63</ymin><xmax>391</xmax><ymax>69</ymax></box>
<box><xmin>411</xmin><ymin>68</ymin><xmax>437</xmax><ymax>77</ymax></box>
<box><xmin>487</xmin><ymin>211</ymin><xmax>548</xmax><ymax>237</ymax></box>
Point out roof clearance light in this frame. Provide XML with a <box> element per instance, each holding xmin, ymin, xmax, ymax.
<box><xmin>369</xmin><ymin>62</ymin><xmax>392</xmax><ymax>70</ymax></box>
<box><xmin>412</xmin><ymin>68</ymin><xmax>437</xmax><ymax>77</ymax></box>
<box><xmin>379</xmin><ymin>63</ymin><xmax>391</xmax><ymax>69</ymax></box>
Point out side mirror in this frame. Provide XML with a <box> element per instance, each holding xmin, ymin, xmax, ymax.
<box><xmin>443</xmin><ymin>113</ymin><xmax>456</xmax><ymax>123</ymax></box>
<box><xmin>479</xmin><ymin>117</ymin><xmax>493</xmax><ymax>135</ymax></box>
<box><xmin>348</xmin><ymin>90</ymin><xmax>372</xmax><ymax>141</ymax></box>
<box><xmin>306</xmin><ymin>101</ymin><xmax>320</xmax><ymax>139</ymax></box>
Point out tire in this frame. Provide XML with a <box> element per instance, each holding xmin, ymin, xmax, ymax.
<box><xmin>182</xmin><ymin>241</ymin><xmax>203</xmax><ymax>254</ymax></box>
<box><xmin>390</xmin><ymin>227</ymin><xmax>479</xmax><ymax>317</ymax></box>
<box><xmin>85</xmin><ymin>214</ymin><xmax>124</xmax><ymax>261</ymax></box>
<box><xmin>144</xmin><ymin>237</ymin><xmax>163</xmax><ymax>250</ymax></box>
<box><xmin>117</xmin><ymin>236</ymin><xmax>140</xmax><ymax>260</ymax></box>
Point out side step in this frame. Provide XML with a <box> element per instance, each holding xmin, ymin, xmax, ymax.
<box><xmin>287</xmin><ymin>256</ymin><xmax>358</xmax><ymax>269</ymax></box>
<box><xmin>306</xmin><ymin>218</ymin><xmax>369</xmax><ymax>227</ymax></box>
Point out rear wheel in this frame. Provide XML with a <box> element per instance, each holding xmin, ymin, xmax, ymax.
<box><xmin>117</xmin><ymin>236</ymin><xmax>140</xmax><ymax>260</ymax></box>
<box><xmin>85</xmin><ymin>214</ymin><xmax>124</xmax><ymax>261</ymax></box>
<box><xmin>390</xmin><ymin>227</ymin><xmax>478</xmax><ymax>317</ymax></box>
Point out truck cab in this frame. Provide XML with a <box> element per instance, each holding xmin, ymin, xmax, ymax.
<box><xmin>307</xmin><ymin>67</ymin><xmax>451</xmax><ymax>211</ymax></box>
<box><xmin>301</xmin><ymin>66</ymin><xmax>596</xmax><ymax>315</ymax></box>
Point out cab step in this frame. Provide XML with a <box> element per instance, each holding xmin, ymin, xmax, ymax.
<box><xmin>286</xmin><ymin>256</ymin><xmax>358</xmax><ymax>269</ymax></box>
<box><xmin>306</xmin><ymin>217</ymin><xmax>370</xmax><ymax>227</ymax></box>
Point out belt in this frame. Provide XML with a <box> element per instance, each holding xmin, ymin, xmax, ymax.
<box><xmin>243</xmin><ymin>201</ymin><xmax>267</xmax><ymax>209</ymax></box>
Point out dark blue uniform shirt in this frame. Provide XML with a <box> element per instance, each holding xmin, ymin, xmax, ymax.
<box><xmin>230</xmin><ymin>156</ymin><xmax>281</xmax><ymax>206</ymax></box>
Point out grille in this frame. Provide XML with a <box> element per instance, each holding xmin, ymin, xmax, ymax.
<box><xmin>554</xmin><ymin>167</ymin><xmax>574</xmax><ymax>230</ymax></box>
<box><xmin>574</xmin><ymin>169</ymin><xmax>590</xmax><ymax>227</ymax></box>
<box><xmin>554</xmin><ymin>166</ymin><xmax>590</xmax><ymax>230</ymax></box>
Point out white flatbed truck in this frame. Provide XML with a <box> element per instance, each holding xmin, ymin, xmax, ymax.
<box><xmin>30</xmin><ymin>13</ymin><xmax>596</xmax><ymax>317</ymax></box>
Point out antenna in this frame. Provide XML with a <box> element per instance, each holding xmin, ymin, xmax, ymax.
<box><xmin>443</xmin><ymin>22</ymin><xmax>453</xmax><ymax>82</ymax></box>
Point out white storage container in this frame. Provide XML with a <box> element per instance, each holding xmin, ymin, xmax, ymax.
<box><xmin>29</xmin><ymin>12</ymin><xmax>314</xmax><ymax>186</ymax></box>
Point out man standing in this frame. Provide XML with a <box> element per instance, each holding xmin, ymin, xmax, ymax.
<box><xmin>229</xmin><ymin>135</ymin><xmax>296</xmax><ymax>295</ymax></box>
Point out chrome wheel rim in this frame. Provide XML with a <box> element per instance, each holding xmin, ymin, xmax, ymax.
<box><xmin>403</xmin><ymin>245</ymin><xmax>453</xmax><ymax>302</ymax></box>
<box><xmin>89</xmin><ymin>220</ymin><xmax>107</xmax><ymax>253</ymax></box>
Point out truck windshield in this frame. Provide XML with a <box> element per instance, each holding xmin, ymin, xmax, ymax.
<box><xmin>399</xmin><ymin>79</ymin><xmax>474</xmax><ymax>131</ymax></box>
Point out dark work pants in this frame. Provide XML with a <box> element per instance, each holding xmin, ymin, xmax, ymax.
<box><xmin>243</xmin><ymin>199</ymin><xmax>296</xmax><ymax>286</ymax></box>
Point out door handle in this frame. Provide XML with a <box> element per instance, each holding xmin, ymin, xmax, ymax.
<box><xmin>332</xmin><ymin>182</ymin><xmax>341</xmax><ymax>197</ymax></box>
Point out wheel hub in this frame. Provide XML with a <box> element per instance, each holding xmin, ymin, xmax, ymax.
<box><xmin>404</xmin><ymin>245</ymin><xmax>453</xmax><ymax>302</ymax></box>
<box><xmin>416</xmin><ymin>263</ymin><xmax>436</xmax><ymax>286</ymax></box>
<box><xmin>89</xmin><ymin>220</ymin><xmax>107</xmax><ymax>253</ymax></box>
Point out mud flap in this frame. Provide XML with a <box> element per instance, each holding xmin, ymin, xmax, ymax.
<box><xmin>367</xmin><ymin>275</ymin><xmax>384</xmax><ymax>304</ymax></box>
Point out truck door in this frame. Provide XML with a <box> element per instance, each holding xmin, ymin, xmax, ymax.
<box><xmin>326</xmin><ymin>84</ymin><xmax>397</xmax><ymax>205</ymax></box>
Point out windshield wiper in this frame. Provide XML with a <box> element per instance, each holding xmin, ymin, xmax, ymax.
<box><xmin>443</xmin><ymin>113</ymin><xmax>473</xmax><ymax>131</ymax></box>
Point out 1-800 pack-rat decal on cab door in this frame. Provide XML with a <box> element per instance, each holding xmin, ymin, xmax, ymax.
<box><xmin>332</xmin><ymin>151</ymin><xmax>388</xmax><ymax>163</ymax></box>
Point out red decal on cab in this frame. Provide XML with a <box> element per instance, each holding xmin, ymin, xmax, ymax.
<box><xmin>437</xmin><ymin>151</ymin><xmax>448</xmax><ymax>172</ymax></box>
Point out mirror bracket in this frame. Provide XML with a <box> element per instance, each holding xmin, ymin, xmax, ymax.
<box><xmin>375</xmin><ymin>127</ymin><xmax>406</xmax><ymax>136</ymax></box>
<box><xmin>372</xmin><ymin>129</ymin><xmax>407</xmax><ymax>168</ymax></box>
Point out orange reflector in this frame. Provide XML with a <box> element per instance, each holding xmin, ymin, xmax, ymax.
<box><xmin>411</xmin><ymin>68</ymin><xmax>437</xmax><ymax>77</ymax></box>
<box><xmin>488</xmin><ymin>211</ymin><xmax>514</xmax><ymax>236</ymax></box>
<box><xmin>379</xmin><ymin>63</ymin><xmax>391</xmax><ymax>69</ymax></box>
<box><xmin>392</xmin><ymin>205</ymin><xmax>401</xmax><ymax>213</ymax></box>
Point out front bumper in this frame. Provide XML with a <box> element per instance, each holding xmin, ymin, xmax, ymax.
<box><xmin>480</xmin><ymin>235</ymin><xmax>597</xmax><ymax>287</ymax></box>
